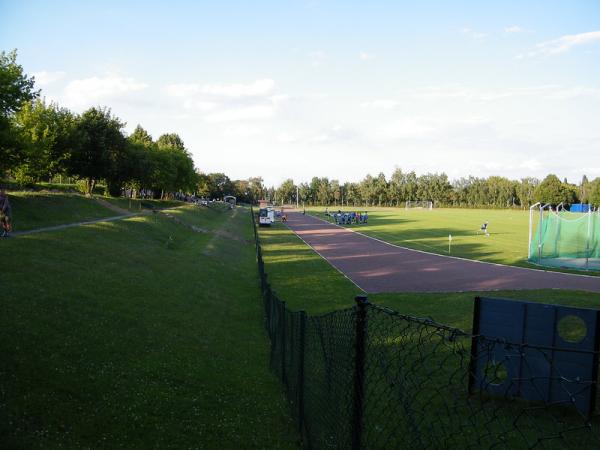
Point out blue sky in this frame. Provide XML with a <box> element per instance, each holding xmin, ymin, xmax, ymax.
<box><xmin>2</xmin><ymin>1</ymin><xmax>600</xmax><ymax>186</ymax></box>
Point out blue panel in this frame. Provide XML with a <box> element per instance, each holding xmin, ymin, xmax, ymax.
<box><xmin>470</xmin><ymin>297</ymin><xmax>600</xmax><ymax>416</ymax></box>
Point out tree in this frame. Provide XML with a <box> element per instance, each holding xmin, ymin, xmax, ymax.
<box><xmin>156</xmin><ymin>133</ymin><xmax>185</xmax><ymax>151</ymax></box>
<box><xmin>533</xmin><ymin>174</ymin><xmax>572</xmax><ymax>206</ymax></box>
<box><xmin>277</xmin><ymin>178</ymin><xmax>296</xmax><ymax>205</ymax></box>
<box><xmin>68</xmin><ymin>107</ymin><xmax>127</xmax><ymax>195</ymax></box>
<box><xmin>0</xmin><ymin>49</ymin><xmax>40</xmax><ymax>173</ymax></box>
<box><xmin>13</xmin><ymin>99</ymin><xmax>75</xmax><ymax>182</ymax></box>
<box><xmin>589</xmin><ymin>178</ymin><xmax>600</xmax><ymax>206</ymax></box>
<box><xmin>580</xmin><ymin>175</ymin><xmax>591</xmax><ymax>204</ymax></box>
<box><xmin>129</xmin><ymin>125</ymin><xmax>153</xmax><ymax>147</ymax></box>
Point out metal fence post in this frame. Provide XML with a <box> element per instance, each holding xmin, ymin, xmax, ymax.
<box><xmin>281</xmin><ymin>300</ymin><xmax>287</xmax><ymax>382</ymax></box>
<box><xmin>298</xmin><ymin>310</ymin><xmax>307</xmax><ymax>435</ymax></box>
<box><xmin>352</xmin><ymin>295</ymin><xmax>368</xmax><ymax>450</ymax></box>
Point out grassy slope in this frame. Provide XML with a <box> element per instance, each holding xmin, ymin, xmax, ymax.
<box><xmin>8</xmin><ymin>192</ymin><xmax>117</xmax><ymax>231</ymax></box>
<box><xmin>0</xmin><ymin>205</ymin><xmax>299</xmax><ymax>449</ymax></box>
<box><xmin>260</xmin><ymin>221</ymin><xmax>600</xmax><ymax>330</ymax></box>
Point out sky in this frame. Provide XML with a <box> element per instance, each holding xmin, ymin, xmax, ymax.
<box><xmin>1</xmin><ymin>0</ymin><xmax>599</xmax><ymax>187</ymax></box>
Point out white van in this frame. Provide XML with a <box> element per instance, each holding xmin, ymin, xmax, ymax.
<box><xmin>259</xmin><ymin>208</ymin><xmax>275</xmax><ymax>226</ymax></box>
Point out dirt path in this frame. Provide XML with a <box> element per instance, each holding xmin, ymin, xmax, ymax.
<box><xmin>284</xmin><ymin>211</ymin><xmax>600</xmax><ymax>293</ymax></box>
<box><xmin>10</xmin><ymin>214</ymin><xmax>137</xmax><ymax>237</ymax></box>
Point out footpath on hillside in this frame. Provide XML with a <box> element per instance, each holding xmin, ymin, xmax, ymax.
<box><xmin>284</xmin><ymin>210</ymin><xmax>600</xmax><ymax>293</ymax></box>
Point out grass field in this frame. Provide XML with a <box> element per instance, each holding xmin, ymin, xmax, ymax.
<box><xmin>7</xmin><ymin>192</ymin><xmax>117</xmax><ymax>231</ymax></box>
<box><xmin>1</xmin><ymin>198</ymin><xmax>300</xmax><ymax>448</ymax></box>
<box><xmin>306</xmin><ymin>206</ymin><xmax>600</xmax><ymax>275</ymax></box>
<box><xmin>260</xmin><ymin>220</ymin><xmax>600</xmax><ymax>329</ymax></box>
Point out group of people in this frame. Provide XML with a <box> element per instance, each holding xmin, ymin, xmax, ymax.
<box><xmin>326</xmin><ymin>209</ymin><xmax>368</xmax><ymax>225</ymax></box>
<box><xmin>0</xmin><ymin>189</ymin><xmax>12</xmax><ymax>238</ymax></box>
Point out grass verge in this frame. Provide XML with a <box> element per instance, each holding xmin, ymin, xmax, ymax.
<box><xmin>0</xmin><ymin>205</ymin><xmax>300</xmax><ymax>449</ymax></box>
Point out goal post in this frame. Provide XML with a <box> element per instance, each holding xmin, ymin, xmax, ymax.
<box><xmin>405</xmin><ymin>200</ymin><xmax>433</xmax><ymax>210</ymax></box>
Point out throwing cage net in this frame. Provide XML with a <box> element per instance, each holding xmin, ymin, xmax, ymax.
<box><xmin>529</xmin><ymin>203</ymin><xmax>600</xmax><ymax>271</ymax></box>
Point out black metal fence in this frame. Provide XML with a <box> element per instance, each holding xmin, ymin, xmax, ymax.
<box><xmin>251</xmin><ymin>209</ymin><xmax>600</xmax><ymax>449</ymax></box>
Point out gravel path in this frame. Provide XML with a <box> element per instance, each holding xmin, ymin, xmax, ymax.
<box><xmin>8</xmin><ymin>214</ymin><xmax>137</xmax><ymax>237</ymax></box>
<box><xmin>284</xmin><ymin>211</ymin><xmax>600</xmax><ymax>293</ymax></box>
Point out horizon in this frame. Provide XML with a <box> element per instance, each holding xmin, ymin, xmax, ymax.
<box><xmin>2</xmin><ymin>0</ymin><xmax>599</xmax><ymax>187</ymax></box>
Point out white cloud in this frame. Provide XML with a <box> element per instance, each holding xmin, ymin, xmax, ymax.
<box><xmin>32</xmin><ymin>71</ymin><xmax>66</xmax><ymax>86</ymax></box>
<box><xmin>201</xmin><ymin>79</ymin><xmax>275</xmax><ymax>97</ymax></box>
<box><xmin>165</xmin><ymin>78</ymin><xmax>281</xmax><ymax>123</ymax></box>
<box><xmin>460</xmin><ymin>27</ymin><xmax>486</xmax><ymax>40</ymax></box>
<box><xmin>166</xmin><ymin>79</ymin><xmax>275</xmax><ymax>98</ymax></box>
<box><xmin>204</xmin><ymin>105</ymin><xmax>275</xmax><ymax>123</ymax></box>
<box><xmin>361</xmin><ymin>99</ymin><xmax>400</xmax><ymax>110</ymax></box>
<box><xmin>518</xmin><ymin>30</ymin><xmax>600</xmax><ymax>58</ymax></box>
<box><xmin>62</xmin><ymin>74</ymin><xmax>148</xmax><ymax>108</ymax></box>
<box><xmin>359</xmin><ymin>51</ymin><xmax>375</xmax><ymax>61</ymax></box>
<box><xmin>309</xmin><ymin>50</ymin><xmax>326</xmax><ymax>67</ymax></box>
<box><xmin>504</xmin><ymin>25</ymin><xmax>525</xmax><ymax>34</ymax></box>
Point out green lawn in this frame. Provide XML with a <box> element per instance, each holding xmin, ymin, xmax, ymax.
<box><xmin>8</xmin><ymin>192</ymin><xmax>117</xmax><ymax>231</ymax></box>
<box><xmin>260</xmin><ymin>221</ymin><xmax>600</xmax><ymax>329</ymax></box>
<box><xmin>102</xmin><ymin>197</ymin><xmax>182</xmax><ymax>212</ymax></box>
<box><xmin>0</xmin><ymin>205</ymin><xmax>299</xmax><ymax>449</ymax></box>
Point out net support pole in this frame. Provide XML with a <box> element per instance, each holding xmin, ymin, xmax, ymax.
<box><xmin>529</xmin><ymin>202</ymin><xmax>540</xmax><ymax>260</ymax></box>
<box><xmin>538</xmin><ymin>205</ymin><xmax>544</xmax><ymax>263</ymax></box>
<box><xmin>586</xmin><ymin>209</ymin><xmax>592</xmax><ymax>270</ymax></box>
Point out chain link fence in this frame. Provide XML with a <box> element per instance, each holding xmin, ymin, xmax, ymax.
<box><xmin>251</xmin><ymin>208</ymin><xmax>600</xmax><ymax>449</ymax></box>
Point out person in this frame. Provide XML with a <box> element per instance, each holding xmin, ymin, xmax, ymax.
<box><xmin>0</xmin><ymin>189</ymin><xmax>12</xmax><ymax>237</ymax></box>
<box><xmin>363</xmin><ymin>211</ymin><xmax>368</xmax><ymax>224</ymax></box>
<box><xmin>282</xmin><ymin>214</ymin><xmax>287</xmax><ymax>223</ymax></box>
<box><xmin>479</xmin><ymin>222</ymin><xmax>489</xmax><ymax>236</ymax></box>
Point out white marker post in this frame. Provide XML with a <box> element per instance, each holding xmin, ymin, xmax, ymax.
<box><xmin>449</xmin><ymin>234</ymin><xmax>452</xmax><ymax>254</ymax></box>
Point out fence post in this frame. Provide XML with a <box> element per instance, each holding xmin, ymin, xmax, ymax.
<box><xmin>298</xmin><ymin>310</ymin><xmax>307</xmax><ymax>435</ymax></box>
<box><xmin>281</xmin><ymin>300</ymin><xmax>287</xmax><ymax>382</ymax></box>
<box><xmin>352</xmin><ymin>295</ymin><xmax>368</xmax><ymax>450</ymax></box>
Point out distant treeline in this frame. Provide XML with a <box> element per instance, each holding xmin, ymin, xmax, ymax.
<box><xmin>1</xmin><ymin>49</ymin><xmax>265</xmax><ymax>202</ymax></box>
<box><xmin>273</xmin><ymin>171</ymin><xmax>600</xmax><ymax>209</ymax></box>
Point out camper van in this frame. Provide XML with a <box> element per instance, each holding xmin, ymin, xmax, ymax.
<box><xmin>259</xmin><ymin>207</ymin><xmax>275</xmax><ymax>226</ymax></box>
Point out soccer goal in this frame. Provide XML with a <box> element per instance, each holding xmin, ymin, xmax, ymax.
<box><xmin>405</xmin><ymin>200</ymin><xmax>433</xmax><ymax>210</ymax></box>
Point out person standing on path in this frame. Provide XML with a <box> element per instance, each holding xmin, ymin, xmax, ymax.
<box><xmin>0</xmin><ymin>189</ymin><xmax>13</xmax><ymax>237</ymax></box>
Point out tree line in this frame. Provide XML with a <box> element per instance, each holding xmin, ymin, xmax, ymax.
<box><xmin>273</xmin><ymin>171</ymin><xmax>600</xmax><ymax>208</ymax></box>
<box><xmin>1</xmin><ymin>49</ymin><xmax>265</xmax><ymax>202</ymax></box>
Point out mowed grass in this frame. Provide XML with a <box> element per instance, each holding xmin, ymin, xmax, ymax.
<box><xmin>0</xmin><ymin>204</ymin><xmax>299</xmax><ymax>448</ymax></box>
<box><xmin>260</xmin><ymin>221</ymin><xmax>600</xmax><ymax>328</ymax></box>
<box><xmin>7</xmin><ymin>192</ymin><xmax>117</xmax><ymax>231</ymax></box>
<box><xmin>307</xmin><ymin>206</ymin><xmax>600</xmax><ymax>275</ymax></box>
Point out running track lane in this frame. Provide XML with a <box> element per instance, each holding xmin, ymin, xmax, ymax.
<box><xmin>284</xmin><ymin>211</ymin><xmax>600</xmax><ymax>293</ymax></box>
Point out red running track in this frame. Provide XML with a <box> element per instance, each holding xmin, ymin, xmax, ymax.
<box><xmin>284</xmin><ymin>211</ymin><xmax>600</xmax><ymax>294</ymax></box>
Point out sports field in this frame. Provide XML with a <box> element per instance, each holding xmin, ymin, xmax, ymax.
<box><xmin>259</xmin><ymin>220</ymin><xmax>600</xmax><ymax>327</ymax></box>
<box><xmin>307</xmin><ymin>206</ymin><xmax>599</xmax><ymax>275</ymax></box>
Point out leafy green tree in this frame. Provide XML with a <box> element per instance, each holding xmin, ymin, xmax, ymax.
<box><xmin>580</xmin><ymin>175</ymin><xmax>591</xmax><ymax>204</ymax></box>
<box><xmin>533</xmin><ymin>174</ymin><xmax>572</xmax><ymax>206</ymax></box>
<box><xmin>0</xmin><ymin>49</ymin><xmax>40</xmax><ymax>173</ymax></box>
<box><xmin>13</xmin><ymin>99</ymin><xmax>75</xmax><ymax>182</ymax></box>
<box><xmin>276</xmin><ymin>178</ymin><xmax>296</xmax><ymax>205</ymax></box>
<box><xmin>156</xmin><ymin>133</ymin><xmax>185</xmax><ymax>151</ymax></box>
<box><xmin>68</xmin><ymin>107</ymin><xmax>127</xmax><ymax>195</ymax></box>
<box><xmin>589</xmin><ymin>178</ymin><xmax>600</xmax><ymax>206</ymax></box>
<box><xmin>129</xmin><ymin>125</ymin><xmax>153</xmax><ymax>147</ymax></box>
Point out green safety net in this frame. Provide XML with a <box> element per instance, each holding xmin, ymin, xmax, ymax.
<box><xmin>529</xmin><ymin>210</ymin><xmax>600</xmax><ymax>270</ymax></box>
